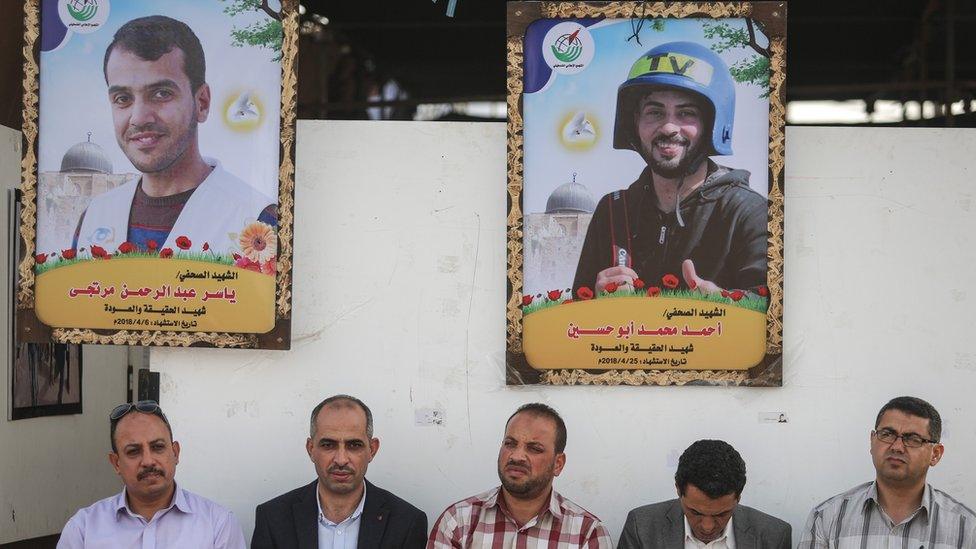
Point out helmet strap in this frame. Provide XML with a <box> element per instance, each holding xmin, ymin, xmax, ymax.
<box><xmin>674</xmin><ymin>175</ymin><xmax>686</xmax><ymax>228</ymax></box>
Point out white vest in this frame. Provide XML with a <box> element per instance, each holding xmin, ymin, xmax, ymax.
<box><xmin>79</xmin><ymin>159</ymin><xmax>274</xmax><ymax>255</ymax></box>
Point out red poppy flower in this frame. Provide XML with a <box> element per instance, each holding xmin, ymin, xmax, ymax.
<box><xmin>757</xmin><ymin>285</ymin><xmax>769</xmax><ymax>297</ymax></box>
<box><xmin>647</xmin><ymin>286</ymin><xmax>661</xmax><ymax>297</ymax></box>
<box><xmin>547</xmin><ymin>289</ymin><xmax>562</xmax><ymax>301</ymax></box>
<box><xmin>577</xmin><ymin>286</ymin><xmax>594</xmax><ymax>300</ymax></box>
<box><xmin>605</xmin><ymin>282</ymin><xmax>619</xmax><ymax>293</ymax></box>
<box><xmin>90</xmin><ymin>245</ymin><xmax>107</xmax><ymax>258</ymax></box>
<box><xmin>175</xmin><ymin>236</ymin><xmax>191</xmax><ymax>250</ymax></box>
<box><xmin>721</xmin><ymin>290</ymin><xmax>729</xmax><ymax>298</ymax></box>
<box><xmin>146</xmin><ymin>239</ymin><xmax>158</xmax><ymax>251</ymax></box>
<box><xmin>159</xmin><ymin>248</ymin><xmax>174</xmax><ymax>259</ymax></box>
<box><xmin>102</xmin><ymin>254</ymin><xmax>112</xmax><ymax>260</ymax></box>
<box><xmin>633</xmin><ymin>278</ymin><xmax>645</xmax><ymax>289</ymax></box>
<box><xmin>117</xmin><ymin>241</ymin><xmax>136</xmax><ymax>254</ymax></box>
<box><xmin>521</xmin><ymin>295</ymin><xmax>533</xmax><ymax>306</ymax></box>
<box><xmin>203</xmin><ymin>242</ymin><xmax>210</xmax><ymax>252</ymax></box>
<box><xmin>662</xmin><ymin>273</ymin><xmax>679</xmax><ymax>289</ymax></box>
<box><xmin>35</xmin><ymin>253</ymin><xmax>47</xmax><ymax>264</ymax></box>
<box><xmin>61</xmin><ymin>248</ymin><xmax>76</xmax><ymax>260</ymax></box>
<box><xmin>730</xmin><ymin>290</ymin><xmax>745</xmax><ymax>301</ymax></box>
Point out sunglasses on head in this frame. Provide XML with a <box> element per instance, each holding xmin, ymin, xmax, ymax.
<box><xmin>110</xmin><ymin>400</ymin><xmax>162</xmax><ymax>420</ymax></box>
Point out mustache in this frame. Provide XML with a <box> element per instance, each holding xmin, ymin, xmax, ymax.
<box><xmin>654</xmin><ymin>135</ymin><xmax>690</xmax><ymax>146</ymax></box>
<box><xmin>124</xmin><ymin>124</ymin><xmax>167</xmax><ymax>139</ymax></box>
<box><xmin>327</xmin><ymin>465</ymin><xmax>354</xmax><ymax>474</ymax></box>
<box><xmin>504</xmin><ymin>459</ymin><xmax>530</xmax><ymax>473</ymax></box>
<box><xmin>137</xmin><ymin>467</ymin><xmax>166</xmax><ymax>480</ymax></box>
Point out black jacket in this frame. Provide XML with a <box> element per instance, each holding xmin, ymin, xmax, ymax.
<box><xmin>572</xmin><ymin>162</ymin><xmax>768</xmax><ymax>293</ymax></box>
<box><xmin>251</xmin><ymin>479</ymin><xmax>427</xmax><ymax>549</ymax></box>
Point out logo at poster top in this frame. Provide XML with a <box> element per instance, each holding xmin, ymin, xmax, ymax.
<box><xmin>542</xmin><ymin>22</ymin><xmax>594</xmax><ymax>76</ymax></box>
<box><xmin>66</xmin><ymin>0</ymin><xmax>98</xmax><ymax>21</ymax></box>
<box><xmin>58</xmin><ymin>0</ymin><xmax>110</xmax><ymax>34</ymax></box>
<box><xmin>552</xmin><ymin>29</ymin><xmax>583</xmax><ymax>63</ymax></box>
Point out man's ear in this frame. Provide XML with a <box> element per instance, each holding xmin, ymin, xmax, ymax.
<box><xmin>369</xmin><ymin>437</ymin><xmax>380</xmax><ymax>461</ymax></box>
<box><xmin>195</xmin><ymin>83</ymin><xmax>211</xmax><ymax>123</ymax></box>
<box><xmin>553</xmin><ymin>452</ymin><xmax>567</xmax><ymax>477</ymax></box>
<box><xmin>108</xmin><ymin>452</ymin><xmax>121</xmax><ymax>474</ymax></box>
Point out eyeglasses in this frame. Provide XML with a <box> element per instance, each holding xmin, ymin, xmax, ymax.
<box><xmin>873</xmin><ymin>428</ymin><xmax>938</xmax><ymax>448</ymax></box>
<box><xmin>110</xmin><ymin>400</ymin><xmax>162</xmax><ymax>420</ymax></box>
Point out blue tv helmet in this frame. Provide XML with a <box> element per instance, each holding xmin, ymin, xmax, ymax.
<box><xmin>613</xmin><ymin>41</ymin><xmax>736</xmax><ymax>156</ymax></box>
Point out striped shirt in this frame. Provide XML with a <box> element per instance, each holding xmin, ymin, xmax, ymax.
<box><xmin>799</xmin><ymin>481</ymin><xmax>976</xmax><ymax>549</ymax></box>
<box><xmin>427</xmin><ymin>486</ymin><xmax>612</xmax><ymax>548</ymax></box>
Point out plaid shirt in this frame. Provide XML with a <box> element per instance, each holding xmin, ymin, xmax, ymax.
<box><xmin>799</xmin><ymin>481</ymin><xmax>976</xmax><ymax>549</ymax></box>
<box><xmin>427</xmin><ymin>486</ymin><xmax>612</xmax><ymax>549</ymax></box>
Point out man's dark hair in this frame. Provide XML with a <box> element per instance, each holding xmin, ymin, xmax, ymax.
<box><xmin>110</xmin><ymin>405</ymin><xmax>173</xmax><ymax>453</ymax></box>
<box><xmin>103</xmin><ymin>15</ymin><xmax>206</xmax><ymax>91</ymax></box>
<box><xmin>506</xmin><ymin>403</ymin><xmax>567</xmax><ymax>453</ymax></box>
<box><xmin>675</xmin><ymin>439</ymin><xmax>747</xmax><ymax>499</ymax></box>
<box><xmin>309</xmin><ymin>394</ymin><xmax>374</xmax><ymax>438</ymax></box>
<box><xmin>875</xmin><ymin>396</ymin><xmax>942</xmax><ymax>442</ymax></box>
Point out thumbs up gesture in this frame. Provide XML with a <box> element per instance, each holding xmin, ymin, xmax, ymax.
<box><xmin>681</xmin><ymin>259</ymin><xmax>724</xmax><ymax>295</ymax></box>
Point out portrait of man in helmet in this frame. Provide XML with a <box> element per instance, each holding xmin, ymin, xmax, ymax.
<box><xmin>572</xmin><ymin>41</ymin><xmax>768</xmax><ymax>298</ymax></box>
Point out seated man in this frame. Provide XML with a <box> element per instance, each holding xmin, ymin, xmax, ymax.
<box><xmin>618</xmin><ymin>439</ymin><xmax>790</xmax><ymax>549</ymax></box>
<box><xmin>252</xmin><ymin>394</ymin><xmax>427</xmax><ymax>548</ymax></box>
<box><xmin>57</xmin><ymin>400</ymin><xmax>245</xmax><ymax>548</ymax></box>
<box><xmin>428</xmin><ymin>403</ymin><xmax>612</xmax><ymax>548</ymax></box>
<box><xmin>800</xmin><ymin>396</ymin><xmax>976</xmax><ymax>548</ymax></box>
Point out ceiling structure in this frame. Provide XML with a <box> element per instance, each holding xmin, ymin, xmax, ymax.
<box><xmin>2</xmin><ymin>1</ymin><xmax>975</xmax><ymax>127</ymax></box>
<box><xmin>302</xmin><ymin>0</ymin><xmax>976</xmax><ymax>125</ymax></box>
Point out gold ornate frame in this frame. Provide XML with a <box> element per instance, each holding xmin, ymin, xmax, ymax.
<box><xmin>506</xmin><ymin>1</ymin><xmax>786</xmax><ymax>385</ymax></box>
<box><xmin>15</xmin><ymin>0</ymin><xmax>298</xmax><ymax>349</ymax></box>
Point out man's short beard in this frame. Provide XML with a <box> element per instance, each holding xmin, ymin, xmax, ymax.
<box><xmin>498</xmin><ymin>462</ymin><xmax>554</xmax><ymax>501</ymax></box>
<box><xmin>644</xmin><ymin>137</ymin><xmax>706</xmax><ymax>179</ymax></box>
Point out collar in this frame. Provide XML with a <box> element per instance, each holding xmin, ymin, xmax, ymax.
<box><xmin>864</xmin><ymin>482</ymin><xmax>931</xmax><ymax>520</ymax></box>
<box><xmin>683</xmin><ymin>514</ymin><xmax>735</xmax><ymax>547</ymax></box>
<box><xmin>488</xmin><ymin>486</ymin><xmax>564</xmax><ymax>526</ymax></box>
<box><xmin>316</xmin><ymin>480</ymin><xmax>366</xmax><ymax>526</ymax></box>
<box><xmin>114</xmin><ymin>483</ymin><xmax>189</xmax><ymax>520</ymax></box>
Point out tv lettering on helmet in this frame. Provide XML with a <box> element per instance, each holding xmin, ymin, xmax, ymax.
<box><xmin>613</xmin><ymin>41</ymin><xmax>736</xmax><ymax>156</ymax></box>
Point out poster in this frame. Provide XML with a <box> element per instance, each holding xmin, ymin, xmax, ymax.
<box><xmin>506</xmin><ymin>2</ymin><xmax>786</xmax><ymax>385</ymax></box>
<box><xmin>9</xmin><ymin>190</ymin><xmax>83</xmax><ymax>420</ymax></box>
<box><xmin>17</xmin><ymin>0</ymin><xmax>298</xmax><ymax>348</ymax></box>
<box><xmin>10</xmin><ymin>343</ymin><xmax>82</xmax><ymax>420</ymax></box>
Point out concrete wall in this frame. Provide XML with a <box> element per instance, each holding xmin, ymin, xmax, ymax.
<box><xmin>152</xmin><ymin>122</ymin><xmax>976</xmax><ymax>544</ymax></box>
<box><xmin>0</xmin><ymin>125</ymin><xmax>129</xmax><ymax>544</ymax></box>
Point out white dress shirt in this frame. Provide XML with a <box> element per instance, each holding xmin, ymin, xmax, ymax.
<box><xmin>316</xmin><ymin>481</ymin><xmax>366</xmax><ymax>549</ymax></box>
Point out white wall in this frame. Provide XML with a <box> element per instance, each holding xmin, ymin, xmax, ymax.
<box><xmin>153</xmin><ymin>122</ymin><xmax>976</xmax><ymax>545</ymax></box>
<box><xmin>0</xmin><ymin>125</ymin><xmax>130</xmax><ymax>544</ymax></box>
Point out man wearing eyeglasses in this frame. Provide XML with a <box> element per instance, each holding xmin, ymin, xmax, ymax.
<box><xmin>57</xmin><ymin>400</ymin><xmax>246</xmax><ymax>548</ymax></box>
<box><xmin>799</xmin><ymin>396</ymin><xmax>976</xmax><ymax>548</ymax></box>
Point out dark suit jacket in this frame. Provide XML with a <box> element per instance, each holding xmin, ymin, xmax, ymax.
<box><xmin>617</xmin><ymin>499</ymin><xmax>791</xmax><ymax>549</ymax></box>
<box><xmin>251</xmin><ymin>479</ymin><xmax>427</xmax><ymax>549</ymax></box>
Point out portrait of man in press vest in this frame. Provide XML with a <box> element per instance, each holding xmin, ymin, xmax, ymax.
<box><xmin>31</xmin><ymin>0</ymin><xmax>288</xmax><ymax>335</ymax></box>
<box><xmin>514</xmin><ymin>9</ymin><xmax>780</xmax><ymax>379</ymax></box>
